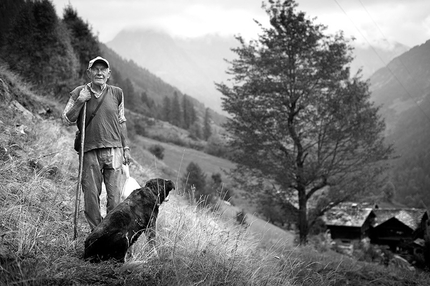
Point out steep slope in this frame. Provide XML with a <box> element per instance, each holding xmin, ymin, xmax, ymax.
<box><xmin>368</xmin><ymin>40</ymin><xmax>430</xmax><ymax>207</ymax></box>
<box><xmin>369</xmin><ymin>40</ymin><xmax>430</xmax><ymax>133</ymax></box>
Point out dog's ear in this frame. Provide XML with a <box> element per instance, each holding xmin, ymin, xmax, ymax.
<box><xmin>165</xmin><ymin>179</ymin><xmax>175</xmax><ymax>193</ymax></box>
<box><xmin>145</xmin><ymin>178</ymin><xmax>175</xmax><ymax>203</ymax></box>
<box><xmin>157</xmin><ymin>179</ymin><xmax>175</xmax><ymax>202</ymax></box>
<box><xmin>144</xmin><ymin>178</ymin><xmax>162</xmax><ymax>191</ymax></box>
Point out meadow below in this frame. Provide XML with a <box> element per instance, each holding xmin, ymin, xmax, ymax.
<box><xmin>1</xmin><ymin>70</ymin><xmax>430</xmax><ymax>285</ymax></box>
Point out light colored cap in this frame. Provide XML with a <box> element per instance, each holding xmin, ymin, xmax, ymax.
<box><xmin>88</xmin><ymin>56</ymin><xmax>110</xmax><ymax>69</ymax></box>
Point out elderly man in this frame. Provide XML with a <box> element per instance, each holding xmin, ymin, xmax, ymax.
<box><xmin>63</xmin><ymin>56</ymin><xmax>131</xmax><ymax>230</ymax></box>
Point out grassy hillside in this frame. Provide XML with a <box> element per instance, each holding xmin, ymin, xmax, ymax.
<box><xmin>2</xmin><ymin>68</ymin><xmax>430</xmax><ymax>285</ymax></box>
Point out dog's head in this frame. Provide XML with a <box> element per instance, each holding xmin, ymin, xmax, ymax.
<box><xmin>145</xmin><ymin>178</ymin><xmax>175</xmax><ymax>204</ymax></box>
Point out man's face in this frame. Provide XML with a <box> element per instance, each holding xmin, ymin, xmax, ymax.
<box><xmin>87</xmin><ymin>62</ymin><xmax>111</xmax><ymax>86</ymax></box>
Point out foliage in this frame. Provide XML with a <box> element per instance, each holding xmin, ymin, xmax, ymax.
<box><xmin>188</xmin><ymin>121</ymin><xmax>202</xmax><ymax>140</ymax></box>
<box><xmin>216</xmin><ymin>0</ymin><xmax>393</xmax><ymax>244</ymax></box>
<box><xmin>203</xmin><ymin>107</ymin><xmax>212</xmax><ymax>140</ymax></box>
<box><xmin>257</xmin><ymin>188</ymin><xmax>298</xmax><ymax>230</ymax></box>
<box><xmin>208</xmin><ymin>173</ymin><xmax>234</xmax><ymax>202</ymax></box>
<box><xmin>351</xmin><ymin>241</ymin><xmax>393</xmax><ymax>266</ymax></box>
<box><xmin>62</xmin><ymin>4</ymin><xmax>101</xmax><ymax>82</ymax></box>
<box><xmin>2</xmin><ymin>0</ymin><xmax>79</xmax><ymax>97</ymax></box>
<box><xmin>161</xmin><ymin>95</ymin><xmax>172</xmax><ymax>123</ymax></box>
<box><xmin>182</xmin><ymin>162</ymin><xmax>208</xmax><ymax>202</ymax></box>
<box><xmin>181</xmin><ymin>162</ymin><xmax>233</xmax><ymax>207</ymax></box>
<box><xmin>182</xmin><ymin>94</ymin><xmax>197</xmax><ymax>129</ymax></box>
<box><xmin>0</xmin><ymin>0</ymin><xmax>26</xmax><ymax>47</ymax></box>
<box><xmin>148</xmin><ymin>143</ymin><xmax>165</xmax><ymax>160</ymax></box>
<box><xmin>388</xmin><ymin>93</ymin><xmax>430</xmax><ymax>207</ymax></box>
<box><xmin>171</xmin><ymin>91</ymin><xmax>183</xmax><ymax>127</ymax></box>
<box><xmin>204</xmin><ymin>133</ymin><xmax>229</xmax><ymax>158</ymax></box>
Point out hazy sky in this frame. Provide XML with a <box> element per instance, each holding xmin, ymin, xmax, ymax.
<box><xmin>53</xmin><ymin>0</ymin><xmax>430</xmax><ymax>49</ymax></box>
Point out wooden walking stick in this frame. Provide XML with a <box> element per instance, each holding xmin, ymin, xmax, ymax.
<box><xmin>73</xmin><ymin>102</ymin><xmax>87</xmax><ymax>240</ymax></box>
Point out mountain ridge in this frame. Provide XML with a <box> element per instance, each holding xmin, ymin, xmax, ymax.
<box><xmin>368</xmin><ymin>39</ymin><xmax>430</xmax><ymax>207</ymax></box>
<box><xmin>107</xmin><ymin>28</ymin><xmax>238</xmax><ymax>115</ymax></box>
<box><xmin>107</xmin><ymin>28</ymin><xmax>409</xmax><ymax>115</ymax></box>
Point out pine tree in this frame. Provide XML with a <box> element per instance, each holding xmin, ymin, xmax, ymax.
<box><xmin>3</xmin><ymin>0</ymin><xmax>78</xmax><ymax>96</ymax></box>
<box><xmin>0</xmin><ymin>0</ymin><xmax>26</xmax><ymax>47</ymax></box>
<box><xmin>122</xmin><ymin>78</ymin><xmax>143</xmax><ymax>112</ymax></box>
<box><xmin>171</xmin><ymin>92</ymin><xmax>183</xmax><ymax>127</ymax></box>
<box><xmin>62</xmin><ymin>5</ymin><xmax>101</xmax><ymax>82</ymax></box>
<box><xmin>189</xmin><ymin>121</ymin><xmax>202</xmax><ymax>140</ymax></box>
<box><xmin>182</xmin><ymin>162</ymin><xmax>207</xmax><ymax>202</ymax></box>
<box><xmin>182</xmin><ymin>95</ymin><xmax>190</xmax><ymax>129</ymax></box>
<box><xmin>162</xmin><ymin>96</ymin><xmax>172</xmax><ymax>123</ymax></box>
<box><xmin>203</xmin><ymin>108</ymin><xmax>212</xmax><ymax>140</ymax></box>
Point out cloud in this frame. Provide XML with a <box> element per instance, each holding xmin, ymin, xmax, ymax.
<box><xmin>298</xmin><ymin>0</ymin><xmax>430</xmax><ymax>48</ymax></box>
<box><xmin>53</xmin><ymin>0</ymin><xmax>429</xmax><ymax>47</ymax></box>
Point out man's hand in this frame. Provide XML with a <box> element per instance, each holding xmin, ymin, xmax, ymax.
<box><xmin>123</xmin><ymin>148</ymin><xmax>131</xmax><ymax>165</ymax></box>
<box><xmin>77</xmin><ymin>87</ymin><xmax>91</xmax><ymax>103</ymax></box>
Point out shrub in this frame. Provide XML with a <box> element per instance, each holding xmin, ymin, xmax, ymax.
<box><xmin>148</xmin><ymin>144</ymin><xmax>164</xmax><ymax>160</ymax></box>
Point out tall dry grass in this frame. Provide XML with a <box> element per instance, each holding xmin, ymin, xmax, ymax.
<box><xmin>123</xmin><ymin>195</ymin><xmax>296</xmax><ymax>285</ymax></box>
<box><xmin>0</xmin><ymin>100</ymin><xmax>298</xmax><ymax>285</ymax></box>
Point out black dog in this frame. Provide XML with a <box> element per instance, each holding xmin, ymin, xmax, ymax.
<box><xmin>84</xmin><ymin>178</ymin><xmax>175</xmax><ymax>262</ymax></box>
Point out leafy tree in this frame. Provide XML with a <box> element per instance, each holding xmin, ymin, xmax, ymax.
<box><xmin>203</xmin><ymin>107</ymin><xmax>212</xmax><ymax>140</ymax></box>
<box><xmin>216</xmin><ymin>0</ymin><xmax>393</xmax><ymax>244</ymax></box>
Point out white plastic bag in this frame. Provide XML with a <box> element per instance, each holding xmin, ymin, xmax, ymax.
<box><xmin>121</xmin><ymin>164</ymin><xmax>141</xmax><ymax>201</ymax></box>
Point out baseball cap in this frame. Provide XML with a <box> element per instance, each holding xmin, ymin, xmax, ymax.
<box><xmin>88</xmin><ymin>56</ymin><xmax>110</xmax><ymax>69</ymax></box>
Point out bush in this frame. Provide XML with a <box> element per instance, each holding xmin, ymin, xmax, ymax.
<box><xmin>148</xmin><ymin>144</ymin><xmax>164</xmax><ymax>160</ymax></box>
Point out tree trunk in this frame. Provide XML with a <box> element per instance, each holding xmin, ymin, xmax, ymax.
<box><xmin>298</xmin><ymin>186</ymin><xmax>308</xmax><ymax>245</ymax></box>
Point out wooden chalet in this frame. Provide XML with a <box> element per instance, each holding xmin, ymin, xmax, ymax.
<box><xmin>323</xmin><ymin>203</ymin><xmax>429</xmax><ymax>255</ymax></box>
<box><xmin>322</xmin><ymin>203</ymin><xmax>375</xmax><ymax>243</ymax></box>
<box><xmin>370</xmin><ymin>208</ymin><xmax>428</xmax><ymax>251</ymax></box>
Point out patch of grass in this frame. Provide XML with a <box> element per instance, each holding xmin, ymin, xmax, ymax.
<box><xmin>137</xmin><ymin>135</ymin><xmax>235</xmax><ymax>181</ymax></box>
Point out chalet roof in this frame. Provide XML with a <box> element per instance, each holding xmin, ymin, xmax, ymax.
<box><xmin>373</xmin><ymin>208</ymin><xmax>427</xmax><ymax>230</ymax></box>
<box><xmin>323</xmin><ymin>203</ymin><xmax>374</xmax><ymax>227</ymax></box>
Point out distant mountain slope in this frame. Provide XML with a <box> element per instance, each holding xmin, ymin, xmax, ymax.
<box><xmin>106</xmin><ymin>28</ymin><xmax>408</xmax><ymax>117</ymax></box>
<box><xmin>369</xmin><ymin>40</ymin><xmax>430</xmax><ymax>133</ymax></box>
<box><xmin>106</xmin><ymin>29</ymin><xmax>237</xmax><ymax>115</ymax></box>
<box><xmin>100</xmin><ymin>43</ymin><xmax>227</xmax><ymax>126</ymax></box>
<box><xmin>368</xmin><ymin>40</ymin><xmax>430</xmax><ymax>207</ymax></box>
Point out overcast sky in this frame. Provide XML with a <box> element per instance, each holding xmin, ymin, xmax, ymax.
<box><xmin>53</xmin><ymin>0</ymin><xmax>430</xmax><ymax>49</ymax></box>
